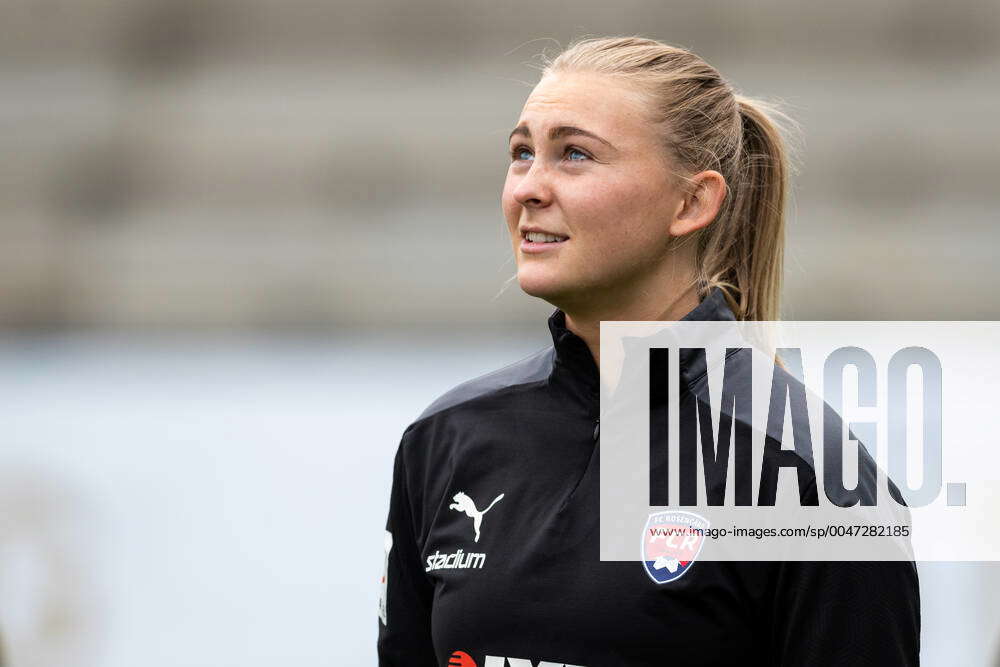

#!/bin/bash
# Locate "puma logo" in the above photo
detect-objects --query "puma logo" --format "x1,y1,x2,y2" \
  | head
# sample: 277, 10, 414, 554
449, 491, 504, 543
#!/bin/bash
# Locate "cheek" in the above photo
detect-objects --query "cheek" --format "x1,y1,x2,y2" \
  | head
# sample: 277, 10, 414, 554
569, 178, 668, 252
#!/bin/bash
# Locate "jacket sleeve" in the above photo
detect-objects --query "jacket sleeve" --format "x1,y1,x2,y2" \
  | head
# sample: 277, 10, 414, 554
377, 434, 438, 666
769, 559, 921, 666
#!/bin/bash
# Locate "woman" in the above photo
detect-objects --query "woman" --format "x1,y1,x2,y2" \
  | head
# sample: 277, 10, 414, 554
378, 36, 919, 666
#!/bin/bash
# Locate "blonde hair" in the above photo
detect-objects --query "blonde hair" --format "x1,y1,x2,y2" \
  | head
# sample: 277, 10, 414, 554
538, 36, 795, 321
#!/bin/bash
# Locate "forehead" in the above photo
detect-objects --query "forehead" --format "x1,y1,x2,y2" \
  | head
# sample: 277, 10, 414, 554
518, 71, 654, 141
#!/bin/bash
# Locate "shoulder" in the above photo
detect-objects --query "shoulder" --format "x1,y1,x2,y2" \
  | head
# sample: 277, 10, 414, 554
412, 345, 554, 425
394, 345, 555, 499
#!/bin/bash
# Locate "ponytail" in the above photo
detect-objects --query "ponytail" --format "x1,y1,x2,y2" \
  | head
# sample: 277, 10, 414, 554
706, 97, 789, 321
688, 94, 792, 322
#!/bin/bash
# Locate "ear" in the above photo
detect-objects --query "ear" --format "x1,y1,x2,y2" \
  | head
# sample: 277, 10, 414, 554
668, 170, 727, 237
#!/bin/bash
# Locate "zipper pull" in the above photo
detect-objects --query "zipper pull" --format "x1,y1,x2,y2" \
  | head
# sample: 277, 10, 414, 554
593, 418, 600, 441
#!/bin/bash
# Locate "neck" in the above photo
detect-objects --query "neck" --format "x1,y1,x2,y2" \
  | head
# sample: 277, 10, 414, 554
561, 280, 702, 368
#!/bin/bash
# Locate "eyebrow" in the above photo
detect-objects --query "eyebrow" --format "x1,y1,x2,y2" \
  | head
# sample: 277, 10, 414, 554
508, 124, 616, 150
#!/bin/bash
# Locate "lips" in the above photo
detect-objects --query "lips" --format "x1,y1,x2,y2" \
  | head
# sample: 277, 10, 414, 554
519, 228, 568, 254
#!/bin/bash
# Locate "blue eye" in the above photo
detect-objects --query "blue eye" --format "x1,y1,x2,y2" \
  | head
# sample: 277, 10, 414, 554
509, 145, 592, 163
510, 146, 533, 162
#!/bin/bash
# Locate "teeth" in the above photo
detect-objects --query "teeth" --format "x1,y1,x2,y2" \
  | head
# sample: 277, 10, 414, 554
525, 231, 567, 243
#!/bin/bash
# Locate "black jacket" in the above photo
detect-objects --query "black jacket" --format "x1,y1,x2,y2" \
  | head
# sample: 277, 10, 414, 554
378, 288, 920, 666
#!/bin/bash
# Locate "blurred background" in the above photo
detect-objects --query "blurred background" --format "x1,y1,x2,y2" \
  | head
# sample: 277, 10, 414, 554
2, 0, 999, 664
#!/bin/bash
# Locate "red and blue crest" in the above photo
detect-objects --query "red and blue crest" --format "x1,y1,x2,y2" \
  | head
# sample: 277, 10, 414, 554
641, 511, 709, 584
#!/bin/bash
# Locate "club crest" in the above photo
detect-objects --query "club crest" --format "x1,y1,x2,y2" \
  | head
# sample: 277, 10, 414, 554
641, 510, 709, 584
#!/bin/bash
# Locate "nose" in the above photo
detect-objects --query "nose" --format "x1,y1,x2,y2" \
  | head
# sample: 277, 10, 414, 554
512, 162, 552, 209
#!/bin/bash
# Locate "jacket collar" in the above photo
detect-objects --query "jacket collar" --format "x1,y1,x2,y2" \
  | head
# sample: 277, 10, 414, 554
545, 287, 737, 404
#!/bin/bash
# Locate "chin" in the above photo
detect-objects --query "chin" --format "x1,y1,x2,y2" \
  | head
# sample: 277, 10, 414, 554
516, 268, 575, 304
